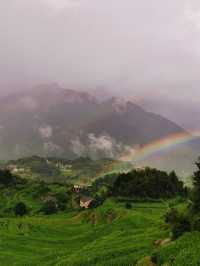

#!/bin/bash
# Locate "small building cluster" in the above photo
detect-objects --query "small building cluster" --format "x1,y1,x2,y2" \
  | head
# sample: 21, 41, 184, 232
73, 185, 94, 209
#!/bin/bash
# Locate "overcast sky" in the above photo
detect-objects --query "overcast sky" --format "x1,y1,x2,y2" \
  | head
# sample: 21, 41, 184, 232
1, 0, 200, 128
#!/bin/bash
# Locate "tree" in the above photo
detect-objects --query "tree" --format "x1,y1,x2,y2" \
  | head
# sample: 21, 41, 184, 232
125, 202, 132, 209
0, 170, 16, 186
33, 182, 50, 199
191, 157, 200, 212
14, 202, 28, 217
165, 208, 190, 239
111, 168, 184, 199
55, 192, 69, 211
42, 200, 58, 215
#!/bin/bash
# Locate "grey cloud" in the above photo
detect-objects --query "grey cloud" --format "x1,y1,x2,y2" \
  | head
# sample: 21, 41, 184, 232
71, 137, 86, 157
20, 96, 38, 110
1, 1, 200, 128
38, 125, 53, 139
71, 133, 139, 159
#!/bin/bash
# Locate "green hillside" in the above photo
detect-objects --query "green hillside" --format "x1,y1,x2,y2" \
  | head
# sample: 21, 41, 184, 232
0, 199, 181, 266
0, 163, 198, 266
1, 156, 132, 185
152, 232, 200, 265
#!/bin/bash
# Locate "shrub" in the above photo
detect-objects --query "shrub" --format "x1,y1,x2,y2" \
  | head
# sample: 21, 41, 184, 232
90, 196, 105, 208
165, 208, 191, 239
41, 200, 58, 215
14, 202, 28, 217
171, 217, 191, 239
0, 170, 17, 186
125, 202, 132, 209
165, 208, 179, 224
191, 215, 200, 231
33, 182, 50, 199
51, 191, 69, 211
151, 252, 158, 264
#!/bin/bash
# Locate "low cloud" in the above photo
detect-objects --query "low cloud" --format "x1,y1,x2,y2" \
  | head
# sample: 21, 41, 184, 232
87, 133, 117, 159
38, 125, 53, 139
71, 137, 86, 157
71, 133, 138, 160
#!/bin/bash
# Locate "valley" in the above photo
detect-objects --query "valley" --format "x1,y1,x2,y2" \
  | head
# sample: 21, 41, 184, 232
2, 1, 200, 264
0, 161, 190, 265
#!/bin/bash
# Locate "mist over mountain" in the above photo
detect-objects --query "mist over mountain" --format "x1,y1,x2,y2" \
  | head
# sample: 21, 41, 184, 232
0, 84, 198, 176
89, 87, 200, 132
1, 1, 200, 134
0, 84, 183, 157
137, 96, 200, 132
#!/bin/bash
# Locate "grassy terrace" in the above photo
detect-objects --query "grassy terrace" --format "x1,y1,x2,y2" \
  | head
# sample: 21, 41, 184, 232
0, 199, 176, 266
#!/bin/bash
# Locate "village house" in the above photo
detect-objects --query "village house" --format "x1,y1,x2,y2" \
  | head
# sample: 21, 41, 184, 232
74, 185, 82, 193
80, 196, 94, 209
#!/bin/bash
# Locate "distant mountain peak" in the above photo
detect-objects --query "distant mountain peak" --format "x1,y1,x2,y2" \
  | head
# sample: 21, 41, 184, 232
0, 84, 197, 176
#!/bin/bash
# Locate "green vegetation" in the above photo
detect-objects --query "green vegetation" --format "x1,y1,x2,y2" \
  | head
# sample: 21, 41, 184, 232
0, 169, 77, 217
151, 157, 200, 266
164, 157, 200, 240
13, 202, 28, 217
0, 199, 176, 266
0, 159, 198, 265
111, 168, 186, 199
152, 232, 200, 266
3, 156, 132, 185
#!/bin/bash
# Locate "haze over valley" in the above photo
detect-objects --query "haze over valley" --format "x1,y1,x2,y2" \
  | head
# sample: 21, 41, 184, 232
0, 84, 198, 177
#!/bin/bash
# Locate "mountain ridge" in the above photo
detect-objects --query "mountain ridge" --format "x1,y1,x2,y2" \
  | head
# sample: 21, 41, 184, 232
0, 84, 198, 176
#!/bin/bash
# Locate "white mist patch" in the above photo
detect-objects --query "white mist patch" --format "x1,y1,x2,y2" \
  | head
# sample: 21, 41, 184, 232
39, 126, 53, 139
13, 144, 29, 158
71, 133, 137, 160
87, 133, 115, 159
71, 137, 86, 157
119, 145, 139, 161
111, 98, 129, 113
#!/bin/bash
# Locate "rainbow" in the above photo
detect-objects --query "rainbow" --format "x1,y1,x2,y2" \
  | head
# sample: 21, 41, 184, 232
120, 131, 199, 163
94, 131, 200, 179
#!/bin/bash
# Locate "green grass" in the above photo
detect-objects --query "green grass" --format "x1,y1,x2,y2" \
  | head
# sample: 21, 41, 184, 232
0, 199, 174, 266
154, 232, 200, 266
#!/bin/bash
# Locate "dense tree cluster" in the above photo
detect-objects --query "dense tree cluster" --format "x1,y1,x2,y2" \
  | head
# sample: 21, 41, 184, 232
165, 157, 200, 239
92, 173, 118, 191
111, 168, 185, 199
0, 169, 24, 186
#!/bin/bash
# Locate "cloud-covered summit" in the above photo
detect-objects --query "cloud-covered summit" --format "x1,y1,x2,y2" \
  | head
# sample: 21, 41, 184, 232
1, 0, 200, 95
1, 1, 200, 130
